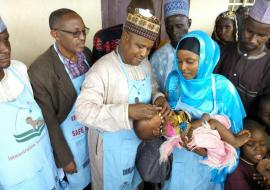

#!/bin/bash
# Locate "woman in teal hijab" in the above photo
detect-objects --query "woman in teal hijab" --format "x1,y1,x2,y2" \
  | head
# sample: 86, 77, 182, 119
164, 30, 246, 190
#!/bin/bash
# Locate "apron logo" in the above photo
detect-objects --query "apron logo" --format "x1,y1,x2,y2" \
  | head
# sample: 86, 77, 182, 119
8, 132, 46, 160
13, 117, 45, 142
72, 126, 85, 136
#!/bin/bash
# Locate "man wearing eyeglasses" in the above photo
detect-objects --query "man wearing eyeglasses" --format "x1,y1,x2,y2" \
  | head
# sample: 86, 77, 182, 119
28, 8, 93, 190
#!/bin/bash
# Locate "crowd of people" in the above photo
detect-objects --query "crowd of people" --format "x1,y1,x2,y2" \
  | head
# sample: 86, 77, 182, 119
1, 0, 270, 189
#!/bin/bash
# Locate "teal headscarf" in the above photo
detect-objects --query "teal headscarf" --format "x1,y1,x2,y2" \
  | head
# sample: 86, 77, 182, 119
169, 30, 220, 112
166, 30, 245, 133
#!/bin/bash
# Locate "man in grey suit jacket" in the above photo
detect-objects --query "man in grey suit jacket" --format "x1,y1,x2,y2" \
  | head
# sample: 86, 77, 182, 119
28, 8, 93, 190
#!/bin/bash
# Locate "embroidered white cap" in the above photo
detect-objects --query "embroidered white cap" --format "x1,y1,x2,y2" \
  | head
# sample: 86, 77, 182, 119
164, 0, 189, 18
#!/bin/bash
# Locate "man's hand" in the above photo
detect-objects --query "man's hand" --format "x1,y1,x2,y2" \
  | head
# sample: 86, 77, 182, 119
63, 160, 77, 174
154, 96, 171, 121
128, 103, 162, 120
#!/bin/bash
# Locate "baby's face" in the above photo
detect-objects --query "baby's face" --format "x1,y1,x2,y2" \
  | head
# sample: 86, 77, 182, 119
242, 129, 268, 164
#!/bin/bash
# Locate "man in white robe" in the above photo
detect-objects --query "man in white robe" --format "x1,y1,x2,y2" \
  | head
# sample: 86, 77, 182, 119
76, 8, 170, 190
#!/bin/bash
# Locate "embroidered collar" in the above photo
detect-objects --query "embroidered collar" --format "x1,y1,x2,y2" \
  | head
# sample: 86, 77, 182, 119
237, 44, 267, 60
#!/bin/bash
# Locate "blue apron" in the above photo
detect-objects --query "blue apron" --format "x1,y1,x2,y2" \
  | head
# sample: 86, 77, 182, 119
163, 76, 223, 190
58, 58, 91, 190
0, 67, 59, 190
101, 50, 152, 190
54, 44, 91, 190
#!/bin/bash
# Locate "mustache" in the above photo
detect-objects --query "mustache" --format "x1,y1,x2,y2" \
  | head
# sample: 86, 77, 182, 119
0, 53, 10, 59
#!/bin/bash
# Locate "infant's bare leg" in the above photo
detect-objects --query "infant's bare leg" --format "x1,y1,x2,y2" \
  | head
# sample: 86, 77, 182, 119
208, 119, 251, 148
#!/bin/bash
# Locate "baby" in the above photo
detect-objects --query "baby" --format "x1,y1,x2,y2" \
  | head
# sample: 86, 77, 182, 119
162, 111, 250, 148
134, 109, 251, 168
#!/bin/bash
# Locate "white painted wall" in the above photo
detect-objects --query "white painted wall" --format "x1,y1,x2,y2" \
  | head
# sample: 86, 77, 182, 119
0, 0, 228, 66
0, 0, 102, 66
189, 0, 229, 34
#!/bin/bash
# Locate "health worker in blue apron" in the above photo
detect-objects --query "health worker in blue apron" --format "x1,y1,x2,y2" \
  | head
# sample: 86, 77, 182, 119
28, 10, 92, 190
164, 30, 246, 190
0, 17, 60, 190
0, 64, 61, 190
55, 44, 91, 190
75, 8, 171, 190
98, 47, 153, 190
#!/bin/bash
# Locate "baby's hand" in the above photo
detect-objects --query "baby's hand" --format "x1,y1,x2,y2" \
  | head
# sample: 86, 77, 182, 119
190, 113, 210, 129
191, 119, 205, 129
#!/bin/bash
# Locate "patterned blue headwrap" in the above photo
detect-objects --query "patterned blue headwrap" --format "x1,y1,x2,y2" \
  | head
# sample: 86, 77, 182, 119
164, 0, 189, 18
166, 30, 246, 182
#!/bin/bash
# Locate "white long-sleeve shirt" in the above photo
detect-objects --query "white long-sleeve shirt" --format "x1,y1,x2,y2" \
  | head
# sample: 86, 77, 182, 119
0, 60, 32, 103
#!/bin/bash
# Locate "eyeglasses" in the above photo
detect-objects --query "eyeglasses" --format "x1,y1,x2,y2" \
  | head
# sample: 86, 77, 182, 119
54, 27, 90, 38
